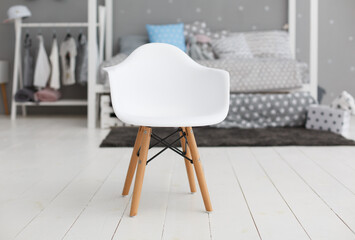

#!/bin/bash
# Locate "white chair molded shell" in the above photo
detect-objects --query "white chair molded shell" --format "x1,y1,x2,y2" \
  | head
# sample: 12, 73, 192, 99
105, 43, 230, 127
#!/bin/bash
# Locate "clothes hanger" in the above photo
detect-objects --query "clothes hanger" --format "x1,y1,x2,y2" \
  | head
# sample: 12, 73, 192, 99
25, 29, 30, 39
65, 28, 71, 40
24, 30, 32, 46
78, 28, 83, 41
52, 29, 57, 39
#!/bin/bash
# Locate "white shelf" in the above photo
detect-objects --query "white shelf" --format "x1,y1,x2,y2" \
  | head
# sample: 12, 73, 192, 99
15, 99, 87, 106
21, 22, 99, 28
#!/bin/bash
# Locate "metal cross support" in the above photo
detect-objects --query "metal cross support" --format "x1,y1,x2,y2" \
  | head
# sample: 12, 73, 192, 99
145, 128, 194, 165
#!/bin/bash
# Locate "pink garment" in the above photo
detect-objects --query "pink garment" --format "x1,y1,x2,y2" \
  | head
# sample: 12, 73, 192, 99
34, 88, 61, 102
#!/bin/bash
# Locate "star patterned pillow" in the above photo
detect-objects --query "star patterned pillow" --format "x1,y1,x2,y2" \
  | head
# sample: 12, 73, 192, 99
146, 23, 186, 51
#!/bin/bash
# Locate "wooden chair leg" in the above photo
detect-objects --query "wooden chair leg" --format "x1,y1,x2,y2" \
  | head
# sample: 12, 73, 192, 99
180, 127, 197, 193
185, 127, 212, 212
122, 127, 144, 196
130, 126, 151, 217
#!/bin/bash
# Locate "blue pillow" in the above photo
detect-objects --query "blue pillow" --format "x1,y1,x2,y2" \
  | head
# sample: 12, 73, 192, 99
146, 23, 186, 52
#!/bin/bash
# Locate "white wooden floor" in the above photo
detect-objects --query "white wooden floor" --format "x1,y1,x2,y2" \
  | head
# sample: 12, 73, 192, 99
1, 116, 355, 240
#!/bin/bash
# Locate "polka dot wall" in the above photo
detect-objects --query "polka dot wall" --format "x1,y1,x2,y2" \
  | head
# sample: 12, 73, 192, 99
113, 0, 355, 104
114, 0, 287, 50
321, 0, 355, 104
296, 0, 355, 103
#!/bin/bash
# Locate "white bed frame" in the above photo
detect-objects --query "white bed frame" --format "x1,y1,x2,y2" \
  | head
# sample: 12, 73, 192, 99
9, 0, 318, 128
289, 0, 318, 101
288, 0, 319, 99
90, 0, 319, 128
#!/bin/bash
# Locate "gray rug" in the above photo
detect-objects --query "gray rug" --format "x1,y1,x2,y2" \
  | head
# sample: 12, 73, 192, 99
100, 127, 355, 147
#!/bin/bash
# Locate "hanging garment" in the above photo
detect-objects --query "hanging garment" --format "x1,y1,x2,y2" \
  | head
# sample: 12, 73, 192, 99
49, 37, 60, 89
35, 87, 61, 102
60, 36, 77, 85
76, 34, 88, 85
23, 34, 34, 87
33, 35, 51, 88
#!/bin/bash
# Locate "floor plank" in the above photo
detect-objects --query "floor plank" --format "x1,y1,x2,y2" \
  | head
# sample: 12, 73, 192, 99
15, 148, 127, 240
300, 147, 355, 194
0, 128, 93, 202
228, 148, 310, 240
0, 126, 98, 239
161, 151, 211, 240
327, 147, 355, 171
255, 147, 355, 239
63, 149, 131, 240
112, 149, 175, 240
276, 147, 355, 233
202, 148, 261, 240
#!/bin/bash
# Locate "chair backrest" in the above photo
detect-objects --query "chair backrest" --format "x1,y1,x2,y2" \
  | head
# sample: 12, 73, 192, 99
104, 43, 229, 123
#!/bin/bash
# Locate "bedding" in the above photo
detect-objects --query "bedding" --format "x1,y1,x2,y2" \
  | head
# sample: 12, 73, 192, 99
98, 53, 127, 86
146, 23, 186, 51
212, 34, 253, 59
205, 29, 230, 40
118, 35, 148, 55
184, 21, 230, 60
216, 92, 316, 128
244, 30, 292, 59
198, 58, 307, 92
98, 54, 309, 92
184, 21, 209, 38
186, 34, 215, 60
184, 21, 230, 40
212, 31, 292, 59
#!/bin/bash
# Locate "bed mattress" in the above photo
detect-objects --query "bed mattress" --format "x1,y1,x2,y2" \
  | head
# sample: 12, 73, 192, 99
216, 92, 316, 128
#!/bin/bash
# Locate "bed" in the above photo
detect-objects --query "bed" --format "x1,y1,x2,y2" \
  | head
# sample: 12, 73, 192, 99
97, 26, 317, 128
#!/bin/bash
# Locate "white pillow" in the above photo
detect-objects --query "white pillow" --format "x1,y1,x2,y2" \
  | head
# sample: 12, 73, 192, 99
244, 30, 292, 59
212, 33, 253, 59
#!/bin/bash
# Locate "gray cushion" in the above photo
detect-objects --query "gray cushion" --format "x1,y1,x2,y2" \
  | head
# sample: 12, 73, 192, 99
119, 35, 148, 55
244, 31, 292, 59
212, 33, 253, 59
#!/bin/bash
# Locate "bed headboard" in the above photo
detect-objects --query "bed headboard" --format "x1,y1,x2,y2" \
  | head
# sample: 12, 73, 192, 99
104, 0, 318, 100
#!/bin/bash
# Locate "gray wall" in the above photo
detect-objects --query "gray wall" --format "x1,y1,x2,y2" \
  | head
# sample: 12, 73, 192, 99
297, 0, 355, 103
112, 0, 288, 53
318, 0, 355, 103
0, 0, 354, 114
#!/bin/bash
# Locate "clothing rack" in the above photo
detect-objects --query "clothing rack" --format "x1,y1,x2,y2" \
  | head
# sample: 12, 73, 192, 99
10, 0, 113, 129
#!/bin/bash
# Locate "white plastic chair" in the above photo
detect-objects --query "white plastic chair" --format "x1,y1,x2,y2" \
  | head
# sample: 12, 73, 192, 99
105, 43, 230, 216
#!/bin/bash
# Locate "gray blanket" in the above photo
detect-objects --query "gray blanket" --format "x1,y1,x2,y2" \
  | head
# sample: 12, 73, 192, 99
198, 58, 309, 92
98, 54, 309, 92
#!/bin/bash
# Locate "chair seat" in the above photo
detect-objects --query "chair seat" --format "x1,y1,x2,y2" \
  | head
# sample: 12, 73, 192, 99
119, 110, 227, 127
